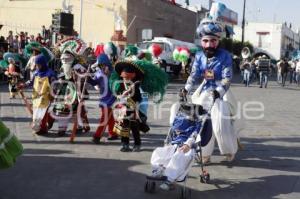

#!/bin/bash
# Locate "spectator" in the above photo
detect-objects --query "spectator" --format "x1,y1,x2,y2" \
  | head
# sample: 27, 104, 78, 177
257, 55, 271, 88
295, 60, 300, 86
280, 58, 289, 87
18, 31, 26, 53
12, 35, 19, 53
6, 31, 13, 50
36, 33, 43, 44
288, 60, 296, 84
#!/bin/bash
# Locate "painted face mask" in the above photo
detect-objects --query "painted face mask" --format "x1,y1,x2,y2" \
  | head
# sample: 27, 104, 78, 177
60, 53, 75, 80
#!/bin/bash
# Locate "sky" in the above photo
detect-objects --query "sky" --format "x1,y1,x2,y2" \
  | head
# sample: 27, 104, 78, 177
177, 0, 300, 30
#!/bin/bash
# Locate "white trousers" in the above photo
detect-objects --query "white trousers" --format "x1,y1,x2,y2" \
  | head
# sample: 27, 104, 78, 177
151, 145, 195, 182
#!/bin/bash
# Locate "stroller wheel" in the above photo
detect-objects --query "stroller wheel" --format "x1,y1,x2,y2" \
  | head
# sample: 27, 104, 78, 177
150, 181, 156, 193
144, 181, 156, 193
200, 172, 210, 184
144, 181, 150, 193
179, 187, 192, 199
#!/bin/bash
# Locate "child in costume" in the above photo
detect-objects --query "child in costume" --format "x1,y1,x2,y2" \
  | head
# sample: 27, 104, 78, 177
51, 72, 77, 136
110, 59, 168, 152
4, 57, 21, 99
20, 54, 56, 135
89, 53, 118, 144
0, 120, 23, 169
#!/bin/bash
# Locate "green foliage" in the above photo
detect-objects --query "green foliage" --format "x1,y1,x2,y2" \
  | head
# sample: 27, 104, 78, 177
220, 38, 254, 57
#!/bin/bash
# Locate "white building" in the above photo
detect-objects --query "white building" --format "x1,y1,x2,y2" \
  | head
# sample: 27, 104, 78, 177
234, 22, 300, 60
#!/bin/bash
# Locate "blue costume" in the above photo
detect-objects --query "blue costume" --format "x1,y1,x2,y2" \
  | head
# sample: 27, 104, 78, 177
185, 49, 232, 97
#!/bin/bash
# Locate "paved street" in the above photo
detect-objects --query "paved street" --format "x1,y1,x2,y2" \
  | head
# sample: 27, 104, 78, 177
0, 77, 300, 199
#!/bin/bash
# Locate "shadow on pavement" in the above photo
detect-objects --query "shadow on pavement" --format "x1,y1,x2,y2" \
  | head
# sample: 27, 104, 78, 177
0, 149, 298, 199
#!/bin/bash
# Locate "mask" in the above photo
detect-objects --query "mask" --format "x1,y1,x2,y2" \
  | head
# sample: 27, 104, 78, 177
62, 64, 72, 80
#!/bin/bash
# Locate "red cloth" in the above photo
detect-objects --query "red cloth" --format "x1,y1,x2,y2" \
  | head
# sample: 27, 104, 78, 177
170, 0, 176, 5
94, 44, 104, 57
94, 107, 116, 138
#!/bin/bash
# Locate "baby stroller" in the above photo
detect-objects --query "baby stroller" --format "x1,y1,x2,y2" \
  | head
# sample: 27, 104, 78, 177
144, 96, 213, 199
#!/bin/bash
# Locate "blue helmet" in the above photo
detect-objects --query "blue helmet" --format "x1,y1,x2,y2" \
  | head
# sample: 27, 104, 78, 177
196, 18, 223, 38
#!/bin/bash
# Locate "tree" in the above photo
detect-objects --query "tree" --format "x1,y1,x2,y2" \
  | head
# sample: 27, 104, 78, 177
220, 38, 253, 57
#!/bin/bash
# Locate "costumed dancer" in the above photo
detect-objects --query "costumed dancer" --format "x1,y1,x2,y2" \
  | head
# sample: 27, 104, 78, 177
52, 37, 90, 140
51, 71, 77, 136
24, 42, 44, 80
4, 57, 21, 99
104, 42, 120, 64
19, 54, 56, 135
89, 53, 118, 144
124, 45, 149, 117
181, 18, 239, 163
0, 120, 23, 169
110, 59, 168, 152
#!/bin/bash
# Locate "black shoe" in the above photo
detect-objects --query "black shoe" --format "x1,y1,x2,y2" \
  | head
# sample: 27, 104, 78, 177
92, 137, 101, 144
107, 135, 119, 140
36, 130, 48, 135
57, 131, 66, 137
132, 145, 141, 152
259, 86, 262, 88
120, 144, 132, 152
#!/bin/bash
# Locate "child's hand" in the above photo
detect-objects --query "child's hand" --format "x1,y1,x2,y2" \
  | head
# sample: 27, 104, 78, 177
179, 144, 191, 153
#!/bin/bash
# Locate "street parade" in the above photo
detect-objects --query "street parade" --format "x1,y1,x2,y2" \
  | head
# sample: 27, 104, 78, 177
0, 0, 299, 199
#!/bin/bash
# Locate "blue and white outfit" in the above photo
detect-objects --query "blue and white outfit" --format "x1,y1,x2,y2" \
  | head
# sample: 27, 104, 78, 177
185, 49, 239, 159
185, 49, 232, 110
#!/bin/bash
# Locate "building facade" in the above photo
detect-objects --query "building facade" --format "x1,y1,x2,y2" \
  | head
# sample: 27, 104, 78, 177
0, 0, 199, 46
234, 22, 300, 60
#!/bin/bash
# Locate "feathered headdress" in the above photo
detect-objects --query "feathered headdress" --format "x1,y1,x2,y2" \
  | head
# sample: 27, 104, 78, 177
24, 42, 54, 62
110, 59, 169, 102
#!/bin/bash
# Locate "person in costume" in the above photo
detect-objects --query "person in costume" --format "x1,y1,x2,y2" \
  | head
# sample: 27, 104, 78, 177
110, 60, 168, 152
181, 18, 238, 163
20, 54, 56, 135
51, 72, 77, 136
0, 120, 23, 170
123, 45, 149, 116
25, 47, 41, 80
50, 50, 90, 137
4, 57, 21, 99
50, 37, 91, 138
89, 53, 118, 144
104, 42, 120, 64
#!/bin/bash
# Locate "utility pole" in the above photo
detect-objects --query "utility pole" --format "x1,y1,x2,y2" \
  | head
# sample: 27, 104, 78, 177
79, 0, 83, 38
241, 0, 246, 44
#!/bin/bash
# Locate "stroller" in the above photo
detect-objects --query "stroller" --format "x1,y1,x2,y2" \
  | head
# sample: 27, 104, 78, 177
144, 96, 213, 199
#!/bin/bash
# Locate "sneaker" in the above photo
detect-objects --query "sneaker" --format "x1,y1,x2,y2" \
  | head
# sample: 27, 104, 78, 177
120, 144, 132, 152
107, 135, 119, 140
132, 145, 141, 152
159, 181, 175, 191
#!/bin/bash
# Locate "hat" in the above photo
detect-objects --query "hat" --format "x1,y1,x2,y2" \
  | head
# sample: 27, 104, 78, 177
110, 60, 169, 102
196, 18, 223, 38
114, 60, 144, 80
35, 54, 48, 71
97, 53, 112, 71
124, 45, 139, 57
